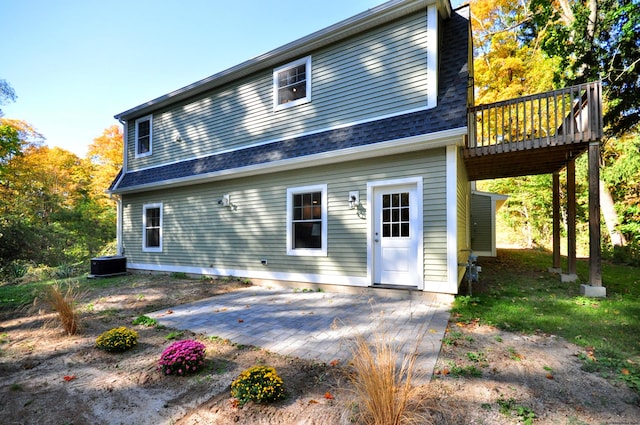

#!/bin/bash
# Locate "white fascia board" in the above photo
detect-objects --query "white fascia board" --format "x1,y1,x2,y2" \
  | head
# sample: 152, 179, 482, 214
472, 190, 509, 202
445, 144, 459, 293
110, 126, 467, 195
426, 3, 438, 109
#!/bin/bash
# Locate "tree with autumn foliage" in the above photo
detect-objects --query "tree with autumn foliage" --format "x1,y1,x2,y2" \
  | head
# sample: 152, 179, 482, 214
0, 120, 122, 274
86, 125, 123, 207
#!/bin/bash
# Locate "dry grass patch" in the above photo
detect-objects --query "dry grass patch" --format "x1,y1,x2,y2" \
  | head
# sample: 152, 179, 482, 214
348, 330, 434, 425
45, 283, 79, 335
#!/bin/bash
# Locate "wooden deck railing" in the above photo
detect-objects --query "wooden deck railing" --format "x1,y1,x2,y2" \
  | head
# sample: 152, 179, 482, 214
467, 81, 603, 150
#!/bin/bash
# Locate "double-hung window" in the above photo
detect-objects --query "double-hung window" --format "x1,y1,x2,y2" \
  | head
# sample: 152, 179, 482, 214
273, 56, 312, 111
135, 115, 152, 158
286, 184, 327, 256
142, 203, 163, 252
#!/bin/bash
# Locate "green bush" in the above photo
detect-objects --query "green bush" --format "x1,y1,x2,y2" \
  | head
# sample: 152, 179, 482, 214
132, 315, 158, 327
96, 327, 138, 352
231, 366, 286, 406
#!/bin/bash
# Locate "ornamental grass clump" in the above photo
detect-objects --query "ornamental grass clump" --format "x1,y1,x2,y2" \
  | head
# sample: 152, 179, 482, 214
231, 365, 286, 406
46, 283, 79, 335
95, 327, 138, 352
159, 339, 206, 376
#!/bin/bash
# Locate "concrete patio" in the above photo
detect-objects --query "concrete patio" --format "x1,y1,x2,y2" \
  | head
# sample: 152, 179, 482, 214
149, 285, 453, 377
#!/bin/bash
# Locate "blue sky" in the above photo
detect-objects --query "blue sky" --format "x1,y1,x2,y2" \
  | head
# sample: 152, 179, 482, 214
2, 0, 462, 156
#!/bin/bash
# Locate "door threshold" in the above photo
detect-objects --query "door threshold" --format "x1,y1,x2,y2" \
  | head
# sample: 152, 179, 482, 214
371, 284, 420, 291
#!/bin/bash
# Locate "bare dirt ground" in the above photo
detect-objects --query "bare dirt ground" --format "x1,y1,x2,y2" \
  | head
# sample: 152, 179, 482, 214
1, 274, 638, 425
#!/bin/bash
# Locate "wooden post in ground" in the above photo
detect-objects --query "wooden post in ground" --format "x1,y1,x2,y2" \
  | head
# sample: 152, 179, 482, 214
550, 172, 562, 273
582, 141, 605, 296
563, 159, 578, 282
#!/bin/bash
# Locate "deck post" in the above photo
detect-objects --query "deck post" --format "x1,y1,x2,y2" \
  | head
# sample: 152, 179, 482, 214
562, 159, 578, 282
582, 141, 606, 297
549, 172, 562, 273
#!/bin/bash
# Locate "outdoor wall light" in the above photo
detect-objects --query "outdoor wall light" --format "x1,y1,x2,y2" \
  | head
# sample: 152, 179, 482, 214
218, 194, 231, 207
349, 191, 359, 209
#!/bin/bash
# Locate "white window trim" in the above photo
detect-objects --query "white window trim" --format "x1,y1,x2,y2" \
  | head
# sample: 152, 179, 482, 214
273, 56, 312, 112
142, 202, 163, 252
286, 184, 327, 256
134, 115, 153, 158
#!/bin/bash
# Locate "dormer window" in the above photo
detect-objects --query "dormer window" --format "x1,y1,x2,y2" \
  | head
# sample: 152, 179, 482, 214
273, 56, 312, 111
135, 115, 152, 158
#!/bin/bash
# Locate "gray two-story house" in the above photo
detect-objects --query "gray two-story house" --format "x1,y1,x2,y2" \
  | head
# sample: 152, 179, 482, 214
108, 0, 474, 294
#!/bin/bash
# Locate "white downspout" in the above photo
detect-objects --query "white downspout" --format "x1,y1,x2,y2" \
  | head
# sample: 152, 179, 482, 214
114, 118, 128, 256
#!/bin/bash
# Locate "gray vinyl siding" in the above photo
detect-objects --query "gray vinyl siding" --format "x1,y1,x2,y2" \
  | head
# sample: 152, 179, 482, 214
126, 11, 429, 171
471, 193, 492, 253
121, 149, 448, 284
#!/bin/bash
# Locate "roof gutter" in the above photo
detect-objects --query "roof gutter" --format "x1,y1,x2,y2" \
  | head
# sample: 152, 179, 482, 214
114, 0, 441, 121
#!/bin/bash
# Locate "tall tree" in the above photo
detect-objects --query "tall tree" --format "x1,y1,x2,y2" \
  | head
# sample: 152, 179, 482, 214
471, 0, 559, 103
86, 125, 123, 207
526, 0, 640, 136
0, 79, 17, 117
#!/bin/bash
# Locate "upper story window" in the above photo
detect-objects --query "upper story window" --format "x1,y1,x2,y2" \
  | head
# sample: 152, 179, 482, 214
142, 202, 162, 252
286, 184, 327, 256
135, 115, 153, 158
273, 56, 312, 111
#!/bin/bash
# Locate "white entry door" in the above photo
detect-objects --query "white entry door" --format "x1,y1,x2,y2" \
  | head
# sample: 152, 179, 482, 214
373, 184, 421, 287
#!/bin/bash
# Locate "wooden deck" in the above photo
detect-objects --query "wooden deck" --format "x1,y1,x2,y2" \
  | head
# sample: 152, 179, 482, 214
464, 82, 603, 180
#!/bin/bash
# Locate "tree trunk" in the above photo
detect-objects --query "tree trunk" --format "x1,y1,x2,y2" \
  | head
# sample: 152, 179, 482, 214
600, 180, 627, 247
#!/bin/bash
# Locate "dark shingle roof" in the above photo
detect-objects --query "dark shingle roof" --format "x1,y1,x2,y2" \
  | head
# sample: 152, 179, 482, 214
110, 8, 469, 193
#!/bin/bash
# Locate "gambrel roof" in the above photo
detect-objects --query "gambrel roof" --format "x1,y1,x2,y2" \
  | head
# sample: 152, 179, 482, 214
109, 4, 469, 194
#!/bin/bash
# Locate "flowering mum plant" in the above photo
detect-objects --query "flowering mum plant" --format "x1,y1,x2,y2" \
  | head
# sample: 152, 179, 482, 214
231, 365, 286, 406
95, 327, 138, 352
159, 339, 206, 376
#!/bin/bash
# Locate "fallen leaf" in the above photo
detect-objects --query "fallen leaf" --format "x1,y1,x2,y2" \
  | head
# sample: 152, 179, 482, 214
546, 374, 554, 380
329, 359, 340, 367
308, 399, 318, 404
324, 392, 334, 400
621, 368, 630, 375
63, 375, 76, 382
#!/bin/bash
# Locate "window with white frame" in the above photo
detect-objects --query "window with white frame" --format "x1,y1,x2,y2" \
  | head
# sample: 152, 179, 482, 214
135, 115, 152, 157
273, 56, 312, 111
142, 203, 162, 252
286, 184, 327, 256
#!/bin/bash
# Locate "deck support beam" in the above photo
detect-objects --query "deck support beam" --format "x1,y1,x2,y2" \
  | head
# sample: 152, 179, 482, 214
582, 141, 605, 297
549, 172, 562, 273
562, 159, 578, 282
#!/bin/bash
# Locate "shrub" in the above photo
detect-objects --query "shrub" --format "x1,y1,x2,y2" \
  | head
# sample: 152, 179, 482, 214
5, 260, 29, 281
231, 365, 286, 406
159, 339, 206, 376
132, 315, 158, 327
96, 327, 138, 352
54, 263, 75, 279
46, 284, 79, 335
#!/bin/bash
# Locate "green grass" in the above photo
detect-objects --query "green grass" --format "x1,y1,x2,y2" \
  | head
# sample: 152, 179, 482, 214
0, 274, 138, 311
453, 248, 640, 392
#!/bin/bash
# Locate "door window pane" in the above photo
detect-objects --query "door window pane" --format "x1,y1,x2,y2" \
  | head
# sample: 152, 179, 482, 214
382, 192, 410, 238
